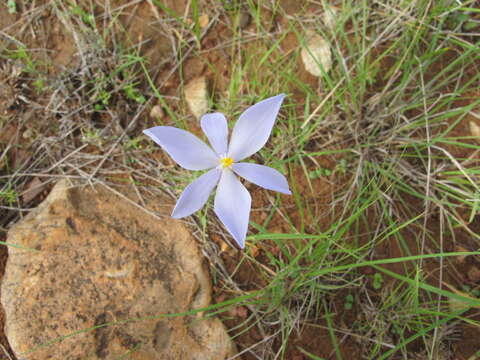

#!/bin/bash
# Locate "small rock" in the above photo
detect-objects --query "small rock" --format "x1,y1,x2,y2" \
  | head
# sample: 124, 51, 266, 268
470, 120, 480, 140
185, 76, 208, 119
149, 104, 165, 119
198, 13, 209, 29
300, 32, 332, 77
1, 180, 236, 360
22, 127, 34, 140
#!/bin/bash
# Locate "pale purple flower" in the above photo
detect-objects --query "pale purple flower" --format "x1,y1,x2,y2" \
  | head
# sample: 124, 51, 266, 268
143, 94, 290, 248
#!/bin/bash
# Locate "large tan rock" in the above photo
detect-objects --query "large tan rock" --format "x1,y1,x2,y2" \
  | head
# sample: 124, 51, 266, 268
1, 180, 236, 360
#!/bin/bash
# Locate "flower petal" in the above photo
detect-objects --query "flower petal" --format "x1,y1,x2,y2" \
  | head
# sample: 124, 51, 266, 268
172, 168, 222, 218
227, 94, 286, 161
200, 113, 229, 155
214, 169, 251, 248
232, 163, 291, 195
143, 126, 218, 170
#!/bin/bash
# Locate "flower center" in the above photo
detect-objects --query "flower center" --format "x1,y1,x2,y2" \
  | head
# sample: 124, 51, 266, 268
219, 157, 234, 168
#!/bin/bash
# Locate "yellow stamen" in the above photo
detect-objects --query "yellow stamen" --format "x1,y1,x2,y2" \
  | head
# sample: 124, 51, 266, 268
220, 157, 234, 168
